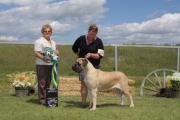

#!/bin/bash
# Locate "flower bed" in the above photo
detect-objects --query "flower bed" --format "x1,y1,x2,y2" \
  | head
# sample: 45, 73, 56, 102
166, 72, 180, 98
6, 71, 37, 96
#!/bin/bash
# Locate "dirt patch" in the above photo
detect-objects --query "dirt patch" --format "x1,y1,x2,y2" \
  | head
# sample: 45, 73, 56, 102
58, 76, 116, 96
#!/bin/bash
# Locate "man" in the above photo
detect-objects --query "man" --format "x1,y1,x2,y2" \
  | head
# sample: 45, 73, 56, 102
72, 24, 104, 107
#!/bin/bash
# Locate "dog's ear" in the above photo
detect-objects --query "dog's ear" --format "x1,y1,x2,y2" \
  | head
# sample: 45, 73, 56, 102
82, 58, 88, 66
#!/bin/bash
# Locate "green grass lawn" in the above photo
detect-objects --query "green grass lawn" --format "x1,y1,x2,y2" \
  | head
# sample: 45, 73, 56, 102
0, 75, 179, 120
0, 91, 180, 120
0, 44, 179, 120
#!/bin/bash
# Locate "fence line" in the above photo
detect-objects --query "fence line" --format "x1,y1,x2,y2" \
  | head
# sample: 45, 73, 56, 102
110, 44, 180, 72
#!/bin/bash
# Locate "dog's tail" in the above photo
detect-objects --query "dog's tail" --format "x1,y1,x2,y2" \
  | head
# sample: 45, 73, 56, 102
128, 79, 135, 86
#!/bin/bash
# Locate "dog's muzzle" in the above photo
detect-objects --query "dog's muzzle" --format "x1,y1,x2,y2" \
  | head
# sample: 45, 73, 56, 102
72, 63, 83, 73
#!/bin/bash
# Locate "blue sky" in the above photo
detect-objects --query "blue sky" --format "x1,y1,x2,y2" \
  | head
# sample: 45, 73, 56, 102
0, 0, 180, 45
104, 0, 180, 23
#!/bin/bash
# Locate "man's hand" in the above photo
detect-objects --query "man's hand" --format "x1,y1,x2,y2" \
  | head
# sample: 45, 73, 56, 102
85, 53, 101, 59
85, 53, 91, 59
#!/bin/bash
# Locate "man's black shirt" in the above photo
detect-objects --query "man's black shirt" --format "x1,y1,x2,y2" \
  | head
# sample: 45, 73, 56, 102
72, 35, 104, 68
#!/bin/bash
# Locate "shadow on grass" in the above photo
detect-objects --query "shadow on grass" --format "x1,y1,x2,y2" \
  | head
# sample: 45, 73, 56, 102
11, 94, 16, 97
63, 100, 82, 108
63, 100, 127, 108
97, 103, 119, 108
97, 103, 129, 108
26, 98, 39, 105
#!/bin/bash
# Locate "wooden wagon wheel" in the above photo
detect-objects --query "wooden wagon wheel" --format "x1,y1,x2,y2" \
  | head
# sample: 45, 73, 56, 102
140, 68, 177, 96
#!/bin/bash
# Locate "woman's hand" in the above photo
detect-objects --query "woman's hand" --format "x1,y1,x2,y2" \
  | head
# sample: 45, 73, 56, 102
55, 49, 60, 56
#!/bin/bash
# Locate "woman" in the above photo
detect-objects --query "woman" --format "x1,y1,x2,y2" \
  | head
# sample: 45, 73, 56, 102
34, 24, 59, 105
72, 24, 104, 107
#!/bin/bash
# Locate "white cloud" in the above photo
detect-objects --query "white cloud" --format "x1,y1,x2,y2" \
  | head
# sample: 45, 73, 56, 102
0, 0, 107, 42
50, 21, 73, 34
0, 35, 18, 41
2, 0, 179, 45
100, 13, 180, 44
0, 0, 51, 5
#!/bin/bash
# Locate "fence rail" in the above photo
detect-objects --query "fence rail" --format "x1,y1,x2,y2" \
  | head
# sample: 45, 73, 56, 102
111, 44, 180, 72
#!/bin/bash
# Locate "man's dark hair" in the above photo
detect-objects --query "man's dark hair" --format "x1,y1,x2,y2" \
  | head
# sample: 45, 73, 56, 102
88, 24, 98, 33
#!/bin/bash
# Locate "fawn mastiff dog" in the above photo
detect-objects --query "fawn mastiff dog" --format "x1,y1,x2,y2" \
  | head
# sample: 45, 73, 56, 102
72, 58, 134, 111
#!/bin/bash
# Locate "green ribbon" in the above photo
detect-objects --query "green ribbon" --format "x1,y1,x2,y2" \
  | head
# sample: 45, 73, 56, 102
51, 63, 58, 88
50, 54, 58, 88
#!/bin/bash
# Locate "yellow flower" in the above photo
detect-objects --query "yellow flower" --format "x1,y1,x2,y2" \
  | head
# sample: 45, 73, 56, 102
7, 71, 37, 88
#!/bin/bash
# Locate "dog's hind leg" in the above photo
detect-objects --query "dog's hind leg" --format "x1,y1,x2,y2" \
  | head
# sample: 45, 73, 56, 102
123, 90, 134, 107
128, 95, 134, 107
120, 94, 125, 106
114, 88, 124, 106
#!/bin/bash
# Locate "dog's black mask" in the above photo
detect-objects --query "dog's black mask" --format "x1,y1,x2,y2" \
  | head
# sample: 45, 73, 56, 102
72, 63, 83, 73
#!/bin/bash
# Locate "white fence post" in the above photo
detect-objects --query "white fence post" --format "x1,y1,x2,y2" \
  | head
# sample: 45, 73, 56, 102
177, 48, 180, 72
114, 45, 118, 71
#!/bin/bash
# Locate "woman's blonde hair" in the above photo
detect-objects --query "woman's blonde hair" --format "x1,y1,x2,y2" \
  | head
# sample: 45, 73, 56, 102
41, 24, 53, 33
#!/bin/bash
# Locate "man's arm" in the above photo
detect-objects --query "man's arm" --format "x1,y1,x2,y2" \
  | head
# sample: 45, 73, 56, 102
72, 36, 81, 54
85, 39, 104, 59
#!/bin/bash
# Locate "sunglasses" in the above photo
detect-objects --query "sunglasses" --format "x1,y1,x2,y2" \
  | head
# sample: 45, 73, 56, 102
43, 30, 52, 33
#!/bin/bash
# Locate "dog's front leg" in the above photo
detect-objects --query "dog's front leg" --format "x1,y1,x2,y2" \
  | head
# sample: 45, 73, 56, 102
90, 89, 97, 111
87, 89, 92, 108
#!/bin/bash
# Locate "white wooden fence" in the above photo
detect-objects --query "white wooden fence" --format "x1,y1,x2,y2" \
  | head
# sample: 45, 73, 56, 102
112, 44, 180, 72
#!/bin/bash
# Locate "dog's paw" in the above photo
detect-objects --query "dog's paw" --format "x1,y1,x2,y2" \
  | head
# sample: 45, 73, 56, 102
90, 108, 96, 111
130, 104, 134, 108
120, 102, 124, 106
88, 103, 92, 108
88, 106, 92, 109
